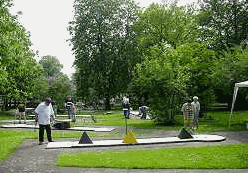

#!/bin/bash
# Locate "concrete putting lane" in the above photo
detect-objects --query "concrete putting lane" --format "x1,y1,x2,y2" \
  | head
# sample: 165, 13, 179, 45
46, 134, 226, 149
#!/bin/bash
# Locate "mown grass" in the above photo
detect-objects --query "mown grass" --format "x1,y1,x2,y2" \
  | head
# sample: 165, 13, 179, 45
73, 110, 248, 132
197, 111, 248, 132
56, 143, 248, 169
0, 130, 36, 163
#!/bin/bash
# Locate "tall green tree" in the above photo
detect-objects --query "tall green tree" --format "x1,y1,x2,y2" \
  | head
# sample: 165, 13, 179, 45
210, 47, 248, 110
38, 55, 71, 105
132, 43, 217, 122
173, 43, 217, 111
47, 74, 71, 103
0, 0, 43, 108
132, 45, 189, 123
39, 55, 63, 79
198, 0, 248, 50
69, 0, 140, 110
31, 76, 48, 101
135, 3, 199, 54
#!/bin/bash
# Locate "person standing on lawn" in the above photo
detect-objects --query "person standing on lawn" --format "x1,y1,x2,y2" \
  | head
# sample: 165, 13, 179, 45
192, 96, 200, 129
122, 96, 131, 119
64, 95, 74, 119
181, 98, 196, 133
34, 98, 55, 145
17, 101, 26, 124
70, 103, 77, 122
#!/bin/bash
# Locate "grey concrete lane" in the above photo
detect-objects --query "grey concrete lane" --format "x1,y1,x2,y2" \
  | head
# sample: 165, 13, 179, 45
0, 130, 247, 173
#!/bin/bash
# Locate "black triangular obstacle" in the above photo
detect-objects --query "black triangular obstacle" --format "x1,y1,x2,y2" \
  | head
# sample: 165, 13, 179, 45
178, 128, 193, 139
79, 131, 93, 144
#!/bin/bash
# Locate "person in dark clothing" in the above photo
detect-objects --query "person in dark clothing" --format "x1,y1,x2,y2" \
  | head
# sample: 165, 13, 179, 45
122, 97, 131, 119
64, 95, 74, 119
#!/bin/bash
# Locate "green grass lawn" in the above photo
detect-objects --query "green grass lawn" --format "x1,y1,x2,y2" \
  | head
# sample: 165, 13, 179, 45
0, 130, 37, 163
56, 143, 248, 169
197, 111, 248, 132
74, 110, 247, 132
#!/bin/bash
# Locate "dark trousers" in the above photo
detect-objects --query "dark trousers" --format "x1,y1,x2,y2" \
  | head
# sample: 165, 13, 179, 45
39, 124, 52, 142
123, 110, 129, 119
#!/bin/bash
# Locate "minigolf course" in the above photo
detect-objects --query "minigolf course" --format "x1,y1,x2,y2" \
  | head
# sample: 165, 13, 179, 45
46, 129, 226, 149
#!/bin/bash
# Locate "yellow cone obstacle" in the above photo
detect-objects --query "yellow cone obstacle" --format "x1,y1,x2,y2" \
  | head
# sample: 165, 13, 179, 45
122, 131, 137, 143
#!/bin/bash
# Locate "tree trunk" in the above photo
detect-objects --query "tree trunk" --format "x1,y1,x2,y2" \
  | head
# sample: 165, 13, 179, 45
105, 95, 111, 110
4, 97, 10, 111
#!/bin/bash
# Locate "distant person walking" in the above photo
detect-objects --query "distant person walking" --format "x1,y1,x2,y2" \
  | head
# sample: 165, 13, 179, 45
64, 95, 74, 119
182, 98, 196, 132
122, 96, 131, 119
70, 103, 77, 121
35, 98, 55, 145
17, 101, 26, 124
192, 96, 200, 129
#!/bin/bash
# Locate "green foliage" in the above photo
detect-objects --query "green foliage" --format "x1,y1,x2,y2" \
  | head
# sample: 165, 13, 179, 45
210, 47, 248, 107
47, 74, 71, 106
31, 76, 49, 101
135, 3, 199, 53
69, 0, 141, 109
198, 0, 248, 50
172, 43, 217, 110
212, 47, 248, 88
0, 1, 72, 106
132, 45, 188, 122
39, 55, 63, 78
131, 1, 248, 123
132, 43, 217, 122
0, 1, 43, 101
37, 55, 72, 107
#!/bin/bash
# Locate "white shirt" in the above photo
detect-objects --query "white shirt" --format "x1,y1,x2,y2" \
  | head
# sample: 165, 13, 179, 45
35, 102, 54, 125
192, 101, 200, 111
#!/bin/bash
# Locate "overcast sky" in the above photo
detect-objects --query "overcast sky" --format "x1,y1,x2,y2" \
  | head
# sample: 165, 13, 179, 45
9, 0, 196, 76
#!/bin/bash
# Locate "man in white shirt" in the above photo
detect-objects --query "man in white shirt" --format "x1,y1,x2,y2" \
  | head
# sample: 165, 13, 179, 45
192, 96, 200, 129
35, 98, 55, 145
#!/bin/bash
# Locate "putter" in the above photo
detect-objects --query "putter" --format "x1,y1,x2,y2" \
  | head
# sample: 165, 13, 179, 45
34, 121, 37, 132
34, 115, 38, 132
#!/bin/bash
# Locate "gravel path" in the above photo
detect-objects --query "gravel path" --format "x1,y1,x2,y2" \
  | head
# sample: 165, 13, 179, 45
0, 128, 248, 173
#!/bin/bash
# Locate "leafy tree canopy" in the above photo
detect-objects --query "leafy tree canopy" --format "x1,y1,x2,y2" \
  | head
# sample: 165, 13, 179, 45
197, 0, 248, 50
132, 42, 218, 122
0, 0, 43, 101
69, 0, 140, 109
135, 3, 199, 54
39, 55, 63, 79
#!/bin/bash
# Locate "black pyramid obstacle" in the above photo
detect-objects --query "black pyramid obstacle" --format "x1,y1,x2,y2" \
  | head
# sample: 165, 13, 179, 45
79, 131, 93, 144
178, 128, 193, 139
